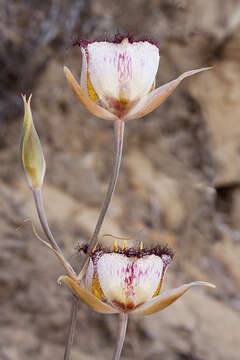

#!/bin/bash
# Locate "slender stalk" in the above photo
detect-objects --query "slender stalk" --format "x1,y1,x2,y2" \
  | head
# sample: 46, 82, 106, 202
112, 313, 128, 360
33, 187, 76, 278
77, 119, 125, 279
64, 296, 79, 360
64, 119, 125, 360
33, 187, 62, 253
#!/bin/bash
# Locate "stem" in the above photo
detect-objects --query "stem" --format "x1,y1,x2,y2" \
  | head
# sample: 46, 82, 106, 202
77, 119, 125, 280
64, 295, 79, 360
33, 187, 76, 278
89, 119, 125, 252
33, 187, 62, 253
112, 313, 128, 360
63, 119, 125, 360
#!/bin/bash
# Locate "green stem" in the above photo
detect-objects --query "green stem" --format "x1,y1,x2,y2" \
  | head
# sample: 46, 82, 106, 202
112, 313, 128, 360
64, 119, 125, 360
33, 187, 76, 278
77, 119, 125, 279
33, 187, 62, 253
64, 296, 79, 360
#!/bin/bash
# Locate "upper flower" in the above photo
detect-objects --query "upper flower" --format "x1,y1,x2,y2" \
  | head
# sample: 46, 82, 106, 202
59, 242, 215, 315
64, 35, 211, 121
80, 37, 159, 119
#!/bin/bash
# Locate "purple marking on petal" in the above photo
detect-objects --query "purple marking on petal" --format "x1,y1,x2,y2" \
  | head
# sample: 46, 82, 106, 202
117, 52, 132, 83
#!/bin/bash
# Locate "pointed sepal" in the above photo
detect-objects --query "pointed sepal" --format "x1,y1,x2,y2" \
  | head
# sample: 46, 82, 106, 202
124, 67, 212, 121
64, 66, 118, 121
59, 276, 120, 314
131, 281, 215, 315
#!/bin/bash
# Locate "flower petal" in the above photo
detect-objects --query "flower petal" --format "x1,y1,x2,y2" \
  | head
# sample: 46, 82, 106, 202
64, 66, 118, 120
131, 281, 215, 315
85, 257, 94, 293
87, 40, 159, 105
97, 253, 163, 310
80, 48, 88, 93
59, 275, 119, 314
124, 67, 212, 121
85, 258, 104, 300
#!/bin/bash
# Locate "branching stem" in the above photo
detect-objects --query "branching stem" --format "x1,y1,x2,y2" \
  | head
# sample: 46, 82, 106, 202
33, 187, 76, 278
33, 187, 61, 253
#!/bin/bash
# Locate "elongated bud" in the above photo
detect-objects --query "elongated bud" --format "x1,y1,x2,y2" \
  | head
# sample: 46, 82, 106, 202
21, 95, 46, 189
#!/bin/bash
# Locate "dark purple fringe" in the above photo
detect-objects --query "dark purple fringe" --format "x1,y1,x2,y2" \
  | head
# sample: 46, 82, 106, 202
77, 242, 173, 261
72, 32, 159, 49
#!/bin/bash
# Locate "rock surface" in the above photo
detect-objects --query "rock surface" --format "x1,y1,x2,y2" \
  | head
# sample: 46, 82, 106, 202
0, 1, 240, 359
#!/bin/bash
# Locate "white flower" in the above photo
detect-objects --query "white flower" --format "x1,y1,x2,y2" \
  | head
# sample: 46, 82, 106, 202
64, 35, 211, 121
60, 244, 215, 315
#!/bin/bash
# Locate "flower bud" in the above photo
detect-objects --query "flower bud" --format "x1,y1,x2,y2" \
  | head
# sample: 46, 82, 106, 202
21, 95, 46, 189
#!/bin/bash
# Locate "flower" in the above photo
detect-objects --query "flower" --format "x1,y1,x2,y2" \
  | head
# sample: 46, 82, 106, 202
21, 95, 46, 189
64, 34, 211, 121
59, 242, 215, 315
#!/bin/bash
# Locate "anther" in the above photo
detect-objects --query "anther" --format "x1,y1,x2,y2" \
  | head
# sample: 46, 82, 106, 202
122, 240, 126, 250
112, 240, 118, 252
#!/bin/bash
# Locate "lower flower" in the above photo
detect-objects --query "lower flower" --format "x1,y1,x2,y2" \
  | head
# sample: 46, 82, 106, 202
59, 242, 215, 315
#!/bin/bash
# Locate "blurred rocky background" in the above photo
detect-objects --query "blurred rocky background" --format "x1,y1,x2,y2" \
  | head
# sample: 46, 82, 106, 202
0, 0, 240, 359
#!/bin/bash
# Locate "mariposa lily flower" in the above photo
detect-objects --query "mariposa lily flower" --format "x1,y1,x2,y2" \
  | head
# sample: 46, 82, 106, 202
59, 242, 215, 359
60, 242, 214, 315
64, 34, 211, 121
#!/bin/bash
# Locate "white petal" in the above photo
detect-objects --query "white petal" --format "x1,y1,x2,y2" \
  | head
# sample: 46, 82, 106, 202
87, 40, 159, 105
124, 67, 212, 121
132, 281, 216, 315
97, 253, 163, 310
80, 48, 88, 93
128, 42, 159, 100
85, 257, 94, 293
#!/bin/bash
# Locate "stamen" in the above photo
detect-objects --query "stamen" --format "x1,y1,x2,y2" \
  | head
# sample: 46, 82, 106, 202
122, 240, 126, 250
112, 240, 118, 252
139, 241, 143, 258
